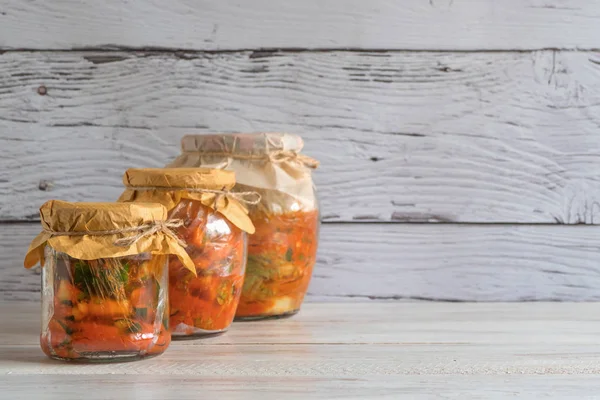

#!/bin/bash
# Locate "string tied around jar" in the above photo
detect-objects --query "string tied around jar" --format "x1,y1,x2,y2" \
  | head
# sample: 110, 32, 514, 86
268, 150, 320, 169
124, 186, 262, 210
43, 219, 187, 248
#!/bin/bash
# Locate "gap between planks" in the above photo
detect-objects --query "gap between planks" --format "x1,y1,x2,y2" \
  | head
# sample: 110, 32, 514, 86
3, 223, 600, 302
3, 48, 600, 54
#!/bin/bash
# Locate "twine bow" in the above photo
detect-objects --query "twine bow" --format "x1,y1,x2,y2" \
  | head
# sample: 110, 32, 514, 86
125, 186, 262, 208
43, 219, 187, 248
268, 150, 320, 169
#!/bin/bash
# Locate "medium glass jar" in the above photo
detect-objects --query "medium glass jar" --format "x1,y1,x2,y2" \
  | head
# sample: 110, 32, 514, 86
168, 133, 320, 320
119, 168, 255, 337
41, 249, 169, 361
168, 199, 246, 337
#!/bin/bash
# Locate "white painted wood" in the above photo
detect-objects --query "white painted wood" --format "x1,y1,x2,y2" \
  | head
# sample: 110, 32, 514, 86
1, 0, 600, 50
4, 341, 600, 375
2, 51, 600, 223
7, 376, 600, 400
2, 302, 600, 399
4, 223, 600, 302
3, 376, 600, 400
3, 302, 600, 346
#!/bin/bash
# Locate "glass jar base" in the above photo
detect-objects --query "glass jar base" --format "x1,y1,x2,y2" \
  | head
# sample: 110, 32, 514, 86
46, 351, 160, 363
171, 330, 227, 340
234, 308, 299, 322
171, 323, 229, 339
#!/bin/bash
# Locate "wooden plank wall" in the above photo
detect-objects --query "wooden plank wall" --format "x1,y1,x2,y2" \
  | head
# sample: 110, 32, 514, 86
1, 0, 600, 301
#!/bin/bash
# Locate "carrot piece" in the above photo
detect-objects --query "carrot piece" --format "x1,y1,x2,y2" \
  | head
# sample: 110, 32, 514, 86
130, 285, 155, 308
148, 325, 171, 354
87, 297, 131, 318
45, 318, 71, 346
53, 303, 74, 320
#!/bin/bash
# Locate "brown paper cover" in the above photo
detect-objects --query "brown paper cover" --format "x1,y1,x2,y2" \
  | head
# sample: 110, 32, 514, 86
167, 133, 318, 212
118, 168, 255, 234
24, 200, 195, 273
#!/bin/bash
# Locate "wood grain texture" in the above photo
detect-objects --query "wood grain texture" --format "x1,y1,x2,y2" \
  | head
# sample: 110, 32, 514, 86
3, 302, 600, 399
1, 0, 600, 50
4, 342, 600, 375
3, 302, 600, 346
3, 375, 600, 400
4, 223, 600, 302
2, 51, 600, 223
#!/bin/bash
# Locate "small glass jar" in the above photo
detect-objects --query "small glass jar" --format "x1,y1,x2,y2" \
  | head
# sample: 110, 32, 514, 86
41, 249, 169, 362
24, 200, 195, 362
119, 168, 255, 338
168, 199, 246, 337
168, 133, 320, 320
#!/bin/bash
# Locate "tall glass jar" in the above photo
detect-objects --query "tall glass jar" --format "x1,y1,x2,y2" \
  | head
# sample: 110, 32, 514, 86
24, 200, 195, 362
119, 168, 255, 337
41, 249, 170, 361
167, 133, 320, 320
239, 201, 319, 319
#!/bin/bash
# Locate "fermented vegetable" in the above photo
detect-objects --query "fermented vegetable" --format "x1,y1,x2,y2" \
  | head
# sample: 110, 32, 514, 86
119, 168, 255, 337
41, 252, 169, 360
167, 133, 320, 320
236, 207, 319, 318
24, 200, 194, 361
167, 199, 246, 335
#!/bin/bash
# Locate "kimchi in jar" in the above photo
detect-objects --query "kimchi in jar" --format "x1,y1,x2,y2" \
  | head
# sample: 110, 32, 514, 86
24, 201, 195, 362
168, 133, 319, 320
119, 168, 256, 337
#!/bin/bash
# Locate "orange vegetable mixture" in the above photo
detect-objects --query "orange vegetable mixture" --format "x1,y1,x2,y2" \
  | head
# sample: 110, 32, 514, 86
167, 200, 246, 336
41, 254, 169, 360
236, 209, 319, 319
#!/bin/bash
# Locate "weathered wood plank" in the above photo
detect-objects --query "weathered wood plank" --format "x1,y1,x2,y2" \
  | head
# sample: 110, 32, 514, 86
4, 341, 600, 375
4, 302, 600, 398
4, 223, 600, 302
4, 302, 600, 399
2, 51, 600, 223
3, 302, 600, 346
1, 0, 600, 50
3, 375, 600, 400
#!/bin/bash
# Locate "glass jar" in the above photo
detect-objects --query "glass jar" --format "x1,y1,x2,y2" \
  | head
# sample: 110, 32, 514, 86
24, 200, 195, 362
118, 168, 255, 337
168, 133, 320, 320
168, 199, 246, 337
239, 203, 319, 319
41, 249, 169, 361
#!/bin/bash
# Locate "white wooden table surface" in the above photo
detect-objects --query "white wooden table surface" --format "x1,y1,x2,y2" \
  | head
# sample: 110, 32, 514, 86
2, 302, 600, 399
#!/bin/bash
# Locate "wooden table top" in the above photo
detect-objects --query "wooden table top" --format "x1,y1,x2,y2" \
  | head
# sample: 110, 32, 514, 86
1, 301, 599, 399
